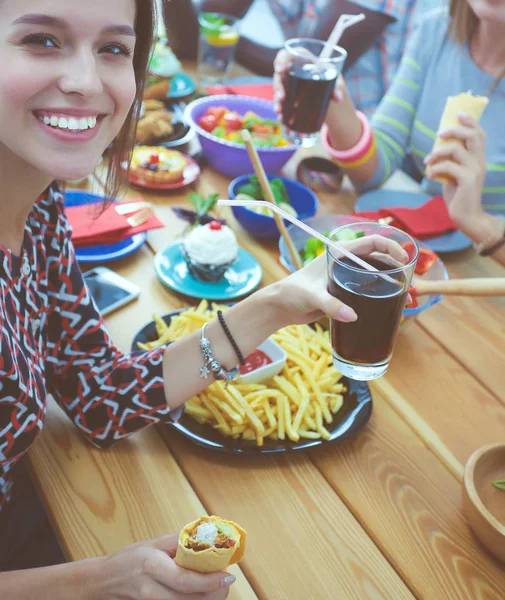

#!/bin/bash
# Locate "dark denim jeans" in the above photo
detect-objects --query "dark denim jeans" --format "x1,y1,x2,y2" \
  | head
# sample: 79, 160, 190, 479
0, 460, 66, 572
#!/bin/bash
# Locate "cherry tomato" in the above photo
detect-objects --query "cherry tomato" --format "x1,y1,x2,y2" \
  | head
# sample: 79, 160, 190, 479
223, 112, 243, 131
199, 114, 218, 133
206, 106, 227, 121
251, 124, 274, 134
403, 242, 439, 275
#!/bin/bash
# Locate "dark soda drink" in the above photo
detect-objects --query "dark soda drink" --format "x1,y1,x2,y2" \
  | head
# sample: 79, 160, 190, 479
282, 62, 338, 134
328, 257, 408, 365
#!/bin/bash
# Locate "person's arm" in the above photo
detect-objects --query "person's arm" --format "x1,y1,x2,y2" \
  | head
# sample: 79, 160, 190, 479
425, 113, 505, 267
0, 560, 94, 600
161, 235, 410, 406
45, 193, 172, 448
459, 213, 505, 267
0, 535, 234, 599
325, 23, 425, 186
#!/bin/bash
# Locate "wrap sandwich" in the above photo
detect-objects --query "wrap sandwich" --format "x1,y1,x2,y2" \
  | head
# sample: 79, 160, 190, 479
175, 516, 247, 573
427, 91, 489, 184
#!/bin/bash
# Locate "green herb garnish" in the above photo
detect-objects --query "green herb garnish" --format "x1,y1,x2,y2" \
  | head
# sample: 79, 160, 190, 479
188, 192, 219, 216
492, 479, 505, 491
303, 233, 329, 264
188, 192, 219, 218
237, 175, 291, 207
301, 229, 366, 265
200, 13, 227, 36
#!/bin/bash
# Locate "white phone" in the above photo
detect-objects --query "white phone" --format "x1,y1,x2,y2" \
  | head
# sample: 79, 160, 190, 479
83, 267, 140, 316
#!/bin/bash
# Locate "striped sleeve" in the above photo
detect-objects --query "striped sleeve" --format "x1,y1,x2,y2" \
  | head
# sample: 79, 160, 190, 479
356, 27, 426, 191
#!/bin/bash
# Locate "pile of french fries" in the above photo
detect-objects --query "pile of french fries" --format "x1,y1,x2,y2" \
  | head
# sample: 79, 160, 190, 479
138, 301, 346, 447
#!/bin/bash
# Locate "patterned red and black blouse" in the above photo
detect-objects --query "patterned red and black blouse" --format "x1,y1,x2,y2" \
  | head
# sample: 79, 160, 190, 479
0, 185, 171, 511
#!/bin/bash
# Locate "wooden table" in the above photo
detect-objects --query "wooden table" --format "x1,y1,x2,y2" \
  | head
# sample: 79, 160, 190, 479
29, 78, 505, 599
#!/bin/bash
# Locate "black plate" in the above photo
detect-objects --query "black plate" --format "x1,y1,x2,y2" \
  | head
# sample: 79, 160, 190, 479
132, 309, 373, 454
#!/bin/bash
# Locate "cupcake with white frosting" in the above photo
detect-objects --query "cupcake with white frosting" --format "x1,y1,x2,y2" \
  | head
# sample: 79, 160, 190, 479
182, 221, 238, 283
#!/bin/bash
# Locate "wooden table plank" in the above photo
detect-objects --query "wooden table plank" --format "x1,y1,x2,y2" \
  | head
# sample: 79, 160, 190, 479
417, 296, 505, 403
311, 390, 505, 600
29, 405, 256, 600
381, 322, 505, 469
158, 429, 416, 600
415, 247, 505, 403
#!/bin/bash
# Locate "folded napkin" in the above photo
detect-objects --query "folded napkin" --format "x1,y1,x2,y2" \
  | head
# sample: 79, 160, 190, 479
205, 83, 274, 102
355, 195, 457, 239
66, 201, 164, 248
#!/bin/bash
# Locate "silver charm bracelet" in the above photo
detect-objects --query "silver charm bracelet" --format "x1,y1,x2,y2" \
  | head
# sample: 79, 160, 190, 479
199, 323, 240, 386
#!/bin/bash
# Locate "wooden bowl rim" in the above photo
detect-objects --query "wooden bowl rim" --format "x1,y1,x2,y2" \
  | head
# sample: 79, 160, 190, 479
464, 442, 505, 536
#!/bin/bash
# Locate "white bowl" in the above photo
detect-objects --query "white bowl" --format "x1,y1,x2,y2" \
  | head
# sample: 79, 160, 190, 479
238, 337, 287, 384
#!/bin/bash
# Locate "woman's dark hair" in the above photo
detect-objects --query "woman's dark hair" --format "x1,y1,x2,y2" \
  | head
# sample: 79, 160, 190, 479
102, 0, 156, 205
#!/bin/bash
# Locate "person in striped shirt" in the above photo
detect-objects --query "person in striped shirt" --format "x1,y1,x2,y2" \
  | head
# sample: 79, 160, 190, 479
274, 0, 505, 265
164, 0, 440, 114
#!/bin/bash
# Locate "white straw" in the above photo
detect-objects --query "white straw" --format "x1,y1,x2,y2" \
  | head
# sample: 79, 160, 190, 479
218, 198, 380, 272
320, 13, 365, 60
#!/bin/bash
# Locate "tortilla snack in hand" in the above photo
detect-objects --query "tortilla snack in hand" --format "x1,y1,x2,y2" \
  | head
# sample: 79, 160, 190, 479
175, 516, 246, 574
427, 91, 489, 184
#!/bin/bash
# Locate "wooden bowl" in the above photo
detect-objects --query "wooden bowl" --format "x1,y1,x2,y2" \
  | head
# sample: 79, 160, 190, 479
463, 443, 505, 563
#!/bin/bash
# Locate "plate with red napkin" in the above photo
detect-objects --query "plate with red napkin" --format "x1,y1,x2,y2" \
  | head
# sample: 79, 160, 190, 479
64, 190, 164, 263
354, 190, 471, 253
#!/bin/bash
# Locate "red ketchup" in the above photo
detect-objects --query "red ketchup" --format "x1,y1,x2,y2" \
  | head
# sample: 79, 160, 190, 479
239, 349, 272, 375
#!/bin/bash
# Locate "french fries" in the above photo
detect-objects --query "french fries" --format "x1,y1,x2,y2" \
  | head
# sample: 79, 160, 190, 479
139, 301, 346, 447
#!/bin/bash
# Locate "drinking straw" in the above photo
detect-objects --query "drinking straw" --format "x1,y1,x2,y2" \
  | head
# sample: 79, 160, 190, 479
319, 13, 366, 60
218, 198, 392, 276
241, 129, 304, 270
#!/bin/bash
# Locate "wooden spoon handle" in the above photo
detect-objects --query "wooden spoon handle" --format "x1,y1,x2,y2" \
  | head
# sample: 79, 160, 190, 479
241, 130, 304, 271
414, 277, 505, 297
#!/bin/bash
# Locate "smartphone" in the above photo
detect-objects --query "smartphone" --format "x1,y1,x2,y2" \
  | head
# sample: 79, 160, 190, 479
83, 267, 140, 316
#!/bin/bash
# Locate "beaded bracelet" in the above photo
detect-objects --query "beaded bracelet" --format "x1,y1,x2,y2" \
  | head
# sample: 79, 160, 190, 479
199, 323, 239, 386
217, 310, 245, 365
481, 234, 505, 257
474, 215, 505, 255
321, 111, 374, 167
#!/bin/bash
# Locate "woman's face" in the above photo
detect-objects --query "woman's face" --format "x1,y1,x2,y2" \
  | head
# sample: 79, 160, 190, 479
467, 0, 505, 24
0, 0, 137, 181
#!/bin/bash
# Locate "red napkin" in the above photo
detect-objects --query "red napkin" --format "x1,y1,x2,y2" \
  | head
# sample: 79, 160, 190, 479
205, 83, 274, 101
66, 201, 165, 247
355, 195, 457, 239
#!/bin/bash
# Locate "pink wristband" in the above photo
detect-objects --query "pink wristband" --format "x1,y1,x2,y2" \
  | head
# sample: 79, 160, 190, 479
322, 111, 372, 163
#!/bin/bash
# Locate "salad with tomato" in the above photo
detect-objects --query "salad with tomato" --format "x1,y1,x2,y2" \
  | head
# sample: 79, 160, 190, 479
197, 106, 291, 148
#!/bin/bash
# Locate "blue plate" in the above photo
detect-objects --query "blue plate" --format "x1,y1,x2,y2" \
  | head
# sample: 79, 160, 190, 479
154, 241, 262, 300
64, 190, 147, 264
131, 308, 372, 454
355, 190, 472, 253
168, 72, 196, 99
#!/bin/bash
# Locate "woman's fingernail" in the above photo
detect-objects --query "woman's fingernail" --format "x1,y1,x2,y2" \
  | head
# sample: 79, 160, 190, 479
423, 154, 431, 164
402, 250, 410, 262
224, 575, 236, 586
458, 111, 469, 120
338, 306, 358, 322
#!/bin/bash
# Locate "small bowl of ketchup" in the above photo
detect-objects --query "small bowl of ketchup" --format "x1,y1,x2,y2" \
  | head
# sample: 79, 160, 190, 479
238, 337, 287, 385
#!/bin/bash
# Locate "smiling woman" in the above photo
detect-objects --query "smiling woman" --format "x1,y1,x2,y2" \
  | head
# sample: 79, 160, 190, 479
0, 1, 408, 597
0, 0, 154, 208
